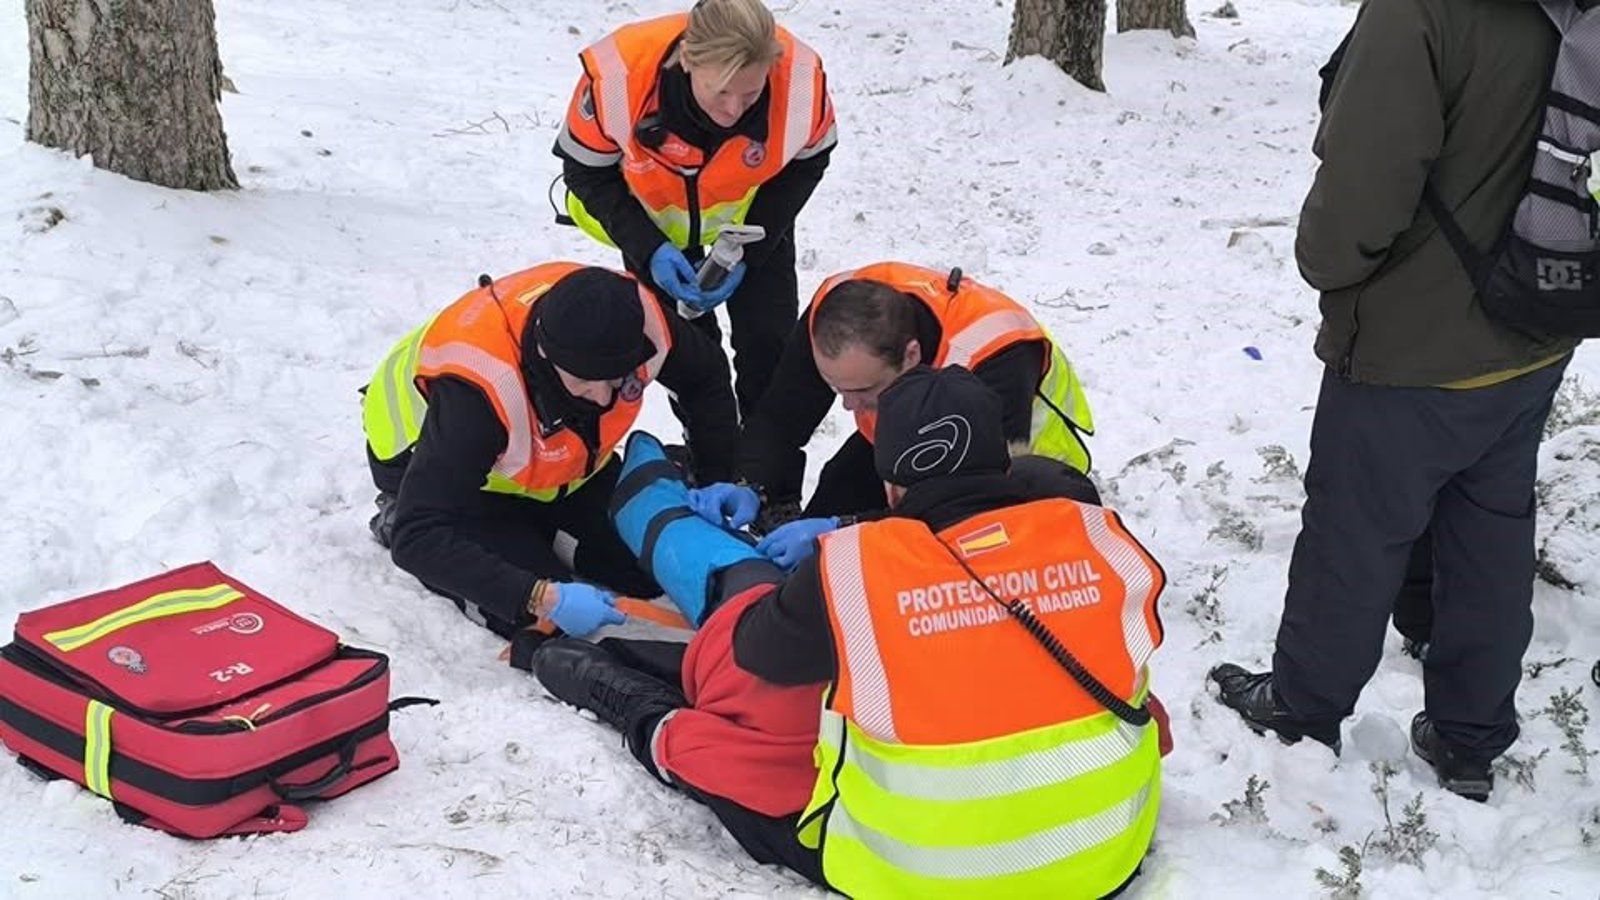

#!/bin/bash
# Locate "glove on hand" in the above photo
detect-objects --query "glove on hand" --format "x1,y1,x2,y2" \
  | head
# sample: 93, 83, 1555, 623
756, 517, 839, 570
649, 243, 704, 306
687, 482, 761, 529
545, 582, 625, 637
683, 262, 746, 312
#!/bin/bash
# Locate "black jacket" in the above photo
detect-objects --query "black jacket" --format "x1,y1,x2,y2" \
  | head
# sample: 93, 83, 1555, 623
737, 304, 1047, 501
732, 456, 1102, 685
556, 60, 832, 274
388, 303, 738, 620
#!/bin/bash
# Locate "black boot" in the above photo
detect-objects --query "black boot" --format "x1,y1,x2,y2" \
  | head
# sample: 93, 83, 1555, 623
1410, 713, 1493, 802
532, 638, 686, 734
1208, 663, 1342, 753
369, 492, 398, 548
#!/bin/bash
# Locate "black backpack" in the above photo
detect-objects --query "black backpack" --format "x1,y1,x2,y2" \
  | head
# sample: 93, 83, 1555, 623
1321, 2, 1600, 337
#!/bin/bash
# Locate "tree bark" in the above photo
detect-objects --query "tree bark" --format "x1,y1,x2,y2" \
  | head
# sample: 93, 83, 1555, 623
1117, 0, 1196, 39
1006, 0, 1107, 93
26, 0, 238, 191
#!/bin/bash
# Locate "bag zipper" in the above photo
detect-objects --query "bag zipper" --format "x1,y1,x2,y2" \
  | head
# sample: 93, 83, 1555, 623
2, 641, 384, 733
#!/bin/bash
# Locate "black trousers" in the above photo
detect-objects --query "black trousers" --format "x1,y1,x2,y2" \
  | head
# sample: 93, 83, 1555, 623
1272, 362, 1568, 761
635, 234, 800, 421
370, 452, 659, 631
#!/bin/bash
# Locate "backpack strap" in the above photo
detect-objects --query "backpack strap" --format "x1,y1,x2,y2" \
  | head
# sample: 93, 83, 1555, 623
1537, 0, 1582, 30
1422, 185, 1490, 289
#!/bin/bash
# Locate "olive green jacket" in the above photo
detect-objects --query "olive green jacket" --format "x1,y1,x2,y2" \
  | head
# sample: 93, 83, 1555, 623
1299, 0, 1580, 385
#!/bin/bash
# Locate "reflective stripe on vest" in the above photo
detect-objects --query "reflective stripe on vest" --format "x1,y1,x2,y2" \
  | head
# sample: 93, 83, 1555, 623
808, 263, 1094, 473
363, 265, 670, 501
572, 18, 829, 249
802, 502, 1164, 897
363, 321, 433, 462
417, 340, 539, 486
781, 41, 821, 163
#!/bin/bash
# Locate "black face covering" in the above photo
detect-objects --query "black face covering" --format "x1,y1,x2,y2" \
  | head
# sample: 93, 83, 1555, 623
521, 348, 612, 439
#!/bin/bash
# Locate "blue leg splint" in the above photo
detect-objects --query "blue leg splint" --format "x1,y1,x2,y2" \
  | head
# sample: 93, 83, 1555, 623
610, 432, 762, 626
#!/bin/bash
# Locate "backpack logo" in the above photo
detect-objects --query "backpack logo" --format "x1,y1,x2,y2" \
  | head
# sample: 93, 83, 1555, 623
107, 645, 147, 674
1537, 258, 1585, 292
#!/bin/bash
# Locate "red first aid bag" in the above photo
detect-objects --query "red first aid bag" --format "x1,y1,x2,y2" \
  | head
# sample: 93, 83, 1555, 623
0, 562, 424, 837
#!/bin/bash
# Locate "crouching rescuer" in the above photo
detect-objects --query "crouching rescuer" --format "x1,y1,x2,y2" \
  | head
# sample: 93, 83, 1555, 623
360, 263, 738, 638
531, 365, 1168, 897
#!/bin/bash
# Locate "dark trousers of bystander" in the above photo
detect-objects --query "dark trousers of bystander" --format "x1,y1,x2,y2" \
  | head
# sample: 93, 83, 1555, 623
1272, 361, 1569, 761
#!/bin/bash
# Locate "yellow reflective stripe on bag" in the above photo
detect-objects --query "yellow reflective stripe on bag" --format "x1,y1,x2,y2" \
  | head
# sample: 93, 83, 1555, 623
43, 583, 245, 652
83, 701, 115, 798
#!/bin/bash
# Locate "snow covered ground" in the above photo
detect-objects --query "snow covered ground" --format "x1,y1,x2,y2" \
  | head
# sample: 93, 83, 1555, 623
1, 0, 1597, 896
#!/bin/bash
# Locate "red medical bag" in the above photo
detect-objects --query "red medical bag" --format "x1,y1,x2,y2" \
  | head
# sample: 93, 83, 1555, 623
0, 562, 423, 837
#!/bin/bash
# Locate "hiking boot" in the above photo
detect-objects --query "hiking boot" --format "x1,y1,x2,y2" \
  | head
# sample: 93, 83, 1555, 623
1410, 712, 1493, 802
532, 638, 685, 733
368, 492, 398, 548
1208, 663, 1342, 753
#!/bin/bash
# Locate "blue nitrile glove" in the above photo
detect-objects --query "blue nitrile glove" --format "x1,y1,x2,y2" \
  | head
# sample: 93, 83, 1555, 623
684, 261, 746, 312
687, 482, 761, 529
756, 517, 839, 570
546, 582, 626, 637
649, 242, 702, 305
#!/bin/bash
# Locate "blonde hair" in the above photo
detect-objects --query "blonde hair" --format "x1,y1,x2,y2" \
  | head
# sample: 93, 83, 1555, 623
680, 0, 783, 87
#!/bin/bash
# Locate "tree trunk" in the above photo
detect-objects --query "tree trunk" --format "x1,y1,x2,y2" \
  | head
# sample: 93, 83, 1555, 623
26, 0, 238, 191
1006, 0, 1107, 93
1117, 0, 1196, 39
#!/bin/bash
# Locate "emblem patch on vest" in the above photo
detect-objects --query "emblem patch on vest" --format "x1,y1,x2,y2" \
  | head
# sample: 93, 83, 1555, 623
954, 522, 1010, 558
742, 142, 767, 168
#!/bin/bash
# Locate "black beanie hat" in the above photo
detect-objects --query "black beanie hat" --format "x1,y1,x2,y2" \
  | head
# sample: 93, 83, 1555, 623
874, 365, 1011, 487
529, 268, 656, 381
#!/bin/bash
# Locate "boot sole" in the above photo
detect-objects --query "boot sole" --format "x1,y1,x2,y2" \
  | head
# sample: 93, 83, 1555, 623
1412, 738, 1491, 802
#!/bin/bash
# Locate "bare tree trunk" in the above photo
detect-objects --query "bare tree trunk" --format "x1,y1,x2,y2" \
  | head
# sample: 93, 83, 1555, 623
1117, 0, 1196, 38
26, 0, 238, 191
1006, 0, 1106, 93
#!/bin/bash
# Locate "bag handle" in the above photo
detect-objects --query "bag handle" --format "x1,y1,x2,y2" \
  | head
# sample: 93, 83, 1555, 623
933, 538, 1151, 727
270, 738, 356, 802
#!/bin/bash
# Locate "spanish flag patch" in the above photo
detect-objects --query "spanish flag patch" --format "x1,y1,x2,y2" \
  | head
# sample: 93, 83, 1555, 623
955, 522, 1010, 558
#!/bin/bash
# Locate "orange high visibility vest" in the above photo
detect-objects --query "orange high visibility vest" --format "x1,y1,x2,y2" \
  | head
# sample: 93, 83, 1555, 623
806, 262, 1050, 444
804, 499, 1165, 897
414, 263, 672, 496
816, 498, 1165, 745
562, 14, 836, 248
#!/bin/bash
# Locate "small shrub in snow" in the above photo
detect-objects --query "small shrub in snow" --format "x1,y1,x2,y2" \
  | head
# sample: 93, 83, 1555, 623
1185, 565, 1228, 645
1542, 376, 1600, 438
1523, 656, 1575, 681
1492, 749, 1550, 792
1211, 774, 1270, 827
1541, 688, 1597, 777
1208, 509, 1264, 551
1366, 762, 1438, 868
1314, 845, 1364, 899
1255, 444, 1301, 482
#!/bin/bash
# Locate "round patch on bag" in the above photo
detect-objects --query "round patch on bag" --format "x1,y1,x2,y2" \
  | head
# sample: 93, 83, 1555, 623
107, 645, 147, 674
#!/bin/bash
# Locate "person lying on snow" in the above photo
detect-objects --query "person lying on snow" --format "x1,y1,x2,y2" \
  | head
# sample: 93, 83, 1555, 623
529, 365, 1171, 899
359, 263, 738, 639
